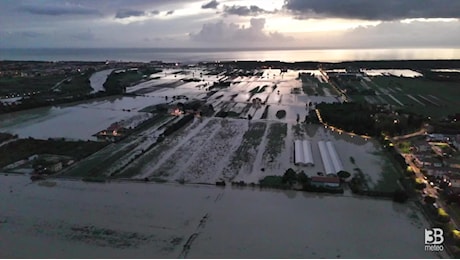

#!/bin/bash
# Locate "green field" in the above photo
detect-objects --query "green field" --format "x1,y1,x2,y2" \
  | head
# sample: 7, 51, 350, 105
227, 122, 267, 171
262, 123, 287, 161
0, 138, 107, 168
104, 70, 145, 93
370, 76, 460, 118
0, 74, 66, 95
57, 72, 92, 93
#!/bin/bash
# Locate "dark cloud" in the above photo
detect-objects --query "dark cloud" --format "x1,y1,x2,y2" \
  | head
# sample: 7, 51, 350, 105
19, 4, 100, 16
284, 0, 460, 21
190, 18, 293, 45
345, 20, 460, 48
202, 0, 219, 9
151, 10, 160, 15
115, 9, 146, 19
223, 5, 271, 16
166, 10, 174, 15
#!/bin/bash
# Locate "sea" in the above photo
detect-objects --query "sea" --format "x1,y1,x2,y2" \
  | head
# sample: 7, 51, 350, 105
1, 47, 460, 63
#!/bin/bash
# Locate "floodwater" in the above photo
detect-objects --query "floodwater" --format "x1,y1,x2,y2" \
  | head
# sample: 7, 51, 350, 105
89, 69, 115, 93
0, 96, 164, 140
0, 175, 445, 258
362, 69, 423, 78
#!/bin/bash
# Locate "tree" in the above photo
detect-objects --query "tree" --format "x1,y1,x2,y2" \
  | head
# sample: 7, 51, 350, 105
282, 168, 297, 184
276, 110, 286, 119
297, 171, 309, 184
414, 178, 426, 190
424, 195, 436, 204
393, 189, 409, 203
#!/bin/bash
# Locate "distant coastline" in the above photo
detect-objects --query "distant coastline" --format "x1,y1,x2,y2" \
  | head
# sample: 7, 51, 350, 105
1, 47, 460, 63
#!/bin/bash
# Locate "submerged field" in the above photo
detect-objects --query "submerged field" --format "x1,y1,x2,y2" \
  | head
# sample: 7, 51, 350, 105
97, 114, 402, 192
0, 175, 445, 258
0, 67, 413, 190
1, 65, 453, 258
0, 95, 163, 140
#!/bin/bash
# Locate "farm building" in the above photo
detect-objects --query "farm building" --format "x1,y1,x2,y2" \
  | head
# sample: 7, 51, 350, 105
326, 141, 344, 173
310, 176, 341, 188
318, 141, 335, 174
294, 140, 314, 166
317, 141, 344, 174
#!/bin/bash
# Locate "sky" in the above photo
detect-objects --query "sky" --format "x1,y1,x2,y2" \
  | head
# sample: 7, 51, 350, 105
1, 0, 460, 49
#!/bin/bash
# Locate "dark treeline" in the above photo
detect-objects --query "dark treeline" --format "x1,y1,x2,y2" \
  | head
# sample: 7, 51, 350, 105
316, 102, 424, 136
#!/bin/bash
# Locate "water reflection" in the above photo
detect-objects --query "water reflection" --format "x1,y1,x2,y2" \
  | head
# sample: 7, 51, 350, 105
2, 48, 460, 63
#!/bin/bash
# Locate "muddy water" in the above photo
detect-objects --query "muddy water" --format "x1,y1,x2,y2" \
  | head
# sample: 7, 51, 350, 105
0, 175, 445, 258
0, 96, 163, 140
89, 69, 115, 93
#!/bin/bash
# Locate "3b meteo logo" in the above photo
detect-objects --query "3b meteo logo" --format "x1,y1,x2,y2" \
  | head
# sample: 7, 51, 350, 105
425, 228, 444, 252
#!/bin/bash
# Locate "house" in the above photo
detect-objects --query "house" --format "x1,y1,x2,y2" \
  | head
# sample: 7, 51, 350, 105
48, 162, 63, 173
447, 173, 460, 188
424, 167, 450, 177
310, 176, 341, 188
413, 154, 443, 168
426, 134, 447, 142
416, 144, 430, 152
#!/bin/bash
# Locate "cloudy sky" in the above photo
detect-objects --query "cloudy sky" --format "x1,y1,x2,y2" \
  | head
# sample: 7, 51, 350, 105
1, 0, 460, 49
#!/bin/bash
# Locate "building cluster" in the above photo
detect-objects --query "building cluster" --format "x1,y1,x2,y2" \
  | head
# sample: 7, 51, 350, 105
32, 154, 74, 175
408, 133, 460, 195
95, 122, 128, 140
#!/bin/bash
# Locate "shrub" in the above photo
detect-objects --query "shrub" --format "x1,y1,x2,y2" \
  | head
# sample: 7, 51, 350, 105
414, 178, 426, 190
297, 171, 309, 184
349, 156, 355, 164
393, 190, 409, 203
275, 110, 286, 119
82, 176, 106, 183
337, 170, 351, 179
259, 176, 289, 189
424, 195, 436, 204
282, 168, 297, 184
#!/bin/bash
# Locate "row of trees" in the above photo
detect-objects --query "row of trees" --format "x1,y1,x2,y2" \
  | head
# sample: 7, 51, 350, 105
317, 102, 424, 136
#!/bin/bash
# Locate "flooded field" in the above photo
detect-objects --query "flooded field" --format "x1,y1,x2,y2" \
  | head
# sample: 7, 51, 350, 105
0, 96, 163, 140
0, 175, 445, 258
0, 67, 338, 140
363, 69, 423, 78
89, 69, 115, 93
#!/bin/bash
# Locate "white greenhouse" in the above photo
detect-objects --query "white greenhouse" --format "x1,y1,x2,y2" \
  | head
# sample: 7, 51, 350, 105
294, 140, 314, 166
